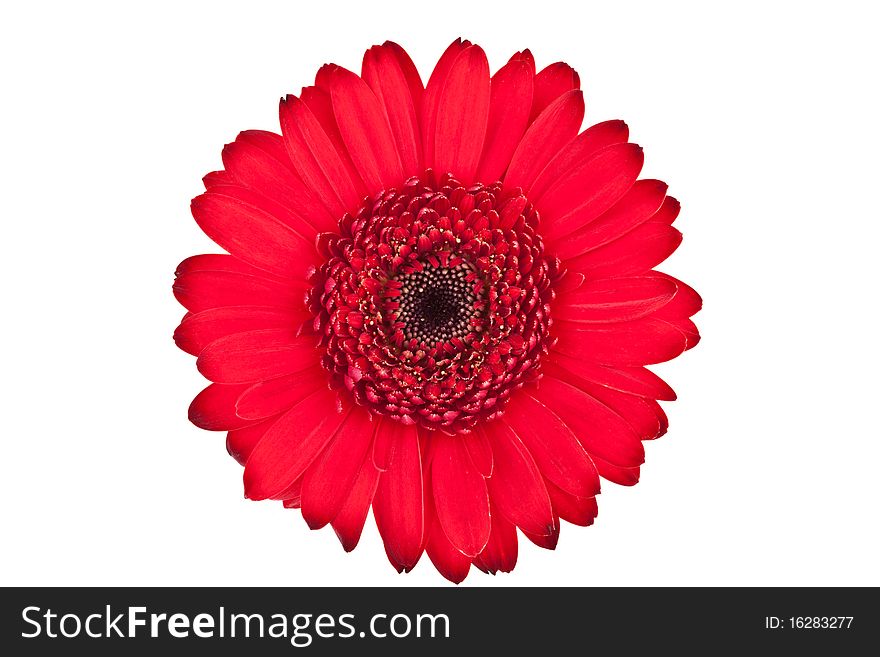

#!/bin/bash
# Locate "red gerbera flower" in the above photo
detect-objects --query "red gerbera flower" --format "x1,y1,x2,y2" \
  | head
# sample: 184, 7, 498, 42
173, 39, 701, 582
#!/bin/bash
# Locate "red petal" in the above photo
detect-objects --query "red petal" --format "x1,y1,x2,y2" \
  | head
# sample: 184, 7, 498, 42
592, 456, 641, 486
552, 179, 667, 258
362, 43, 423, 177
235, 365, 329, 421
226, 128, 289, 162
653, 400, 670, 436
553, 317, 690, 365
371, 417, 393, 471
196, 329, 320, 384
191, 191, 318, 279
279, 94, 362, 217
226, 416, 277, 466
548, 366, 665, 441
555, 270, 587, 294
530, 120, 630, 201
546, 480, 598, 527
463, 430, 493, 477
372, 423, 425, 571
328, 66, 404, 192
174, 307, 303, 356
431, 436, 490, 557
198, 183, 317, 247
523, 521, 560, 550
473, 500, 518, 574
504, 90, 584, 193
299, 85, 369, 200
540, 143, 644, 242
281, 478, 304, 508
188, 383, 255, 431
203, 170, 233, 188
331, 455, 380, 552
653, 196, 681, 224
651, 272, 703, 319
432, 45, 490, 183
475, 53, 534, 184
530, 62, 580, 122
243, 387, 348, 500
518, 48, 536, 71
547, 355, 677, 401
301, 405, 376, 529
555, 275, 677, 324
383, 41, 424, 119
482, 423, 554, 536
175, 253, 285, 279
222, 131, 336, 234
173, 268, 307, 314
532, 376, 644, 467
609, 395, 663, 442
421, 39, 471, 170
426, 516, 471, 584
667, 317, 701, 350
504, 394, 600, 498
566, 221, 682, 276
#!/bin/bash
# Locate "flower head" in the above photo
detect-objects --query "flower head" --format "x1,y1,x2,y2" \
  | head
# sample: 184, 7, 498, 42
174, 39, 701, 582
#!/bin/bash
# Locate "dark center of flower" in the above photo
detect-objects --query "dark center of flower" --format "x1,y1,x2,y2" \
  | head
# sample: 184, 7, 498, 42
393, 261, 480, 345
308, 171, 562, 434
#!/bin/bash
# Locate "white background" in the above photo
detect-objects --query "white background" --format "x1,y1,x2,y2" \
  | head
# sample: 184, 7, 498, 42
2, 0, 878, 587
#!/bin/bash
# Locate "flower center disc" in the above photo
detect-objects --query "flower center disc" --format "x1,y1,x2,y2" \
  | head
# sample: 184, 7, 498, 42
394, 260, 480, 345
309, 172, 560, 434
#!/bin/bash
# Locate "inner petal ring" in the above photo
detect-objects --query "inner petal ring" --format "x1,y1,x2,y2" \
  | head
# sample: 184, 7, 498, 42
308, 172, 558, 434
